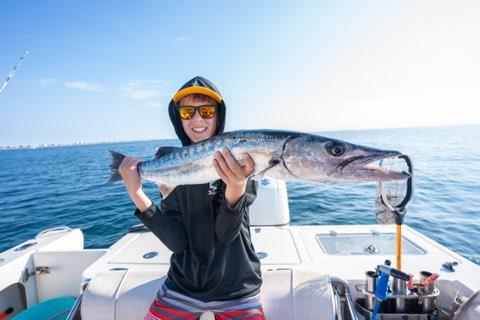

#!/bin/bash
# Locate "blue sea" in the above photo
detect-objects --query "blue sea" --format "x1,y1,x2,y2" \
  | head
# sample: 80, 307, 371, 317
0, 125, 479, 266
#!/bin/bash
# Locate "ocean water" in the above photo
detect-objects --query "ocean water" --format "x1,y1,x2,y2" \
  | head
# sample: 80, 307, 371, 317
0, 125, 479, 266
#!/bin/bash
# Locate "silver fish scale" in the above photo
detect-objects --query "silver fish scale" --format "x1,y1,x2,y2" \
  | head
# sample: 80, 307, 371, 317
116, 129, 409, 190
139, 130, 294, 186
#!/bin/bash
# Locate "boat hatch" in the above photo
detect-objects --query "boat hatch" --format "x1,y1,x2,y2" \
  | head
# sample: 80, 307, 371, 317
316, 233, 426, 255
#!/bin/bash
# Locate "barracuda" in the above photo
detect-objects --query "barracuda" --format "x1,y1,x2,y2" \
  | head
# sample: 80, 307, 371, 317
108, 130, 409, 198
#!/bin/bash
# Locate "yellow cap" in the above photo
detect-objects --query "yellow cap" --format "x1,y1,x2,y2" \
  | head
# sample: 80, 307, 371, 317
172, 86, 223, 104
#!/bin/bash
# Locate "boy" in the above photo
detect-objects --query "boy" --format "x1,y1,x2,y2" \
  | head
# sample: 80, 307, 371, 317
119, 76, 265, 320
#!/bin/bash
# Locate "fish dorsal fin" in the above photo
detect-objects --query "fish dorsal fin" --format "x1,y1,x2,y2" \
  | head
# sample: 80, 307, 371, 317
159, 184, 176, 199
155, 146, 179, 158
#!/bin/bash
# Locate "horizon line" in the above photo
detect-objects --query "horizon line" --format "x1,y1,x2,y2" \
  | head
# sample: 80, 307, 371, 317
1, 122, 479, 150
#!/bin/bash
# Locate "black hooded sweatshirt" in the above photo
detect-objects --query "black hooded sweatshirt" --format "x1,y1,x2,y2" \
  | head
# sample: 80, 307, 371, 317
134, 76, 262, 302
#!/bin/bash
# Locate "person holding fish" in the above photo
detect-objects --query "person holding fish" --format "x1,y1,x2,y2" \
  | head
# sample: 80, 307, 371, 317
119, 76, 265, 320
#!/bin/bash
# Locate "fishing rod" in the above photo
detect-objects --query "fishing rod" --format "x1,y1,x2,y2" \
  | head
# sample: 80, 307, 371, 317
0, 49, 29, 94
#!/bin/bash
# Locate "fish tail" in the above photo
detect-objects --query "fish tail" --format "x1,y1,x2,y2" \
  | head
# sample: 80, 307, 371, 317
106, 150, 125, 184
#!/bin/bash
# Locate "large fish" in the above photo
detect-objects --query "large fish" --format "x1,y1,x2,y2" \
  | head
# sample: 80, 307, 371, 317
108, 130, 409, 198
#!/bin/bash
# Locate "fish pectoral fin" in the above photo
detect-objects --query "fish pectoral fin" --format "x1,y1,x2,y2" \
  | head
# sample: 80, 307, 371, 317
159, 184, 177, 199
248, 159, 280, 180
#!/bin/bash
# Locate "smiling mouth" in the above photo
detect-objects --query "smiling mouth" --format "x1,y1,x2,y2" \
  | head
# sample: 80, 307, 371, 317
192, 127, 207, 133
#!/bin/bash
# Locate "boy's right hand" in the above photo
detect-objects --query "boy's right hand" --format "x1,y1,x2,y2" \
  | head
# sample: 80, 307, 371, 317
119, 157, 142, 195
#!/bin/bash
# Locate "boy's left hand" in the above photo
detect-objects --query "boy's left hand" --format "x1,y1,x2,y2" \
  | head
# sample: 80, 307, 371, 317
213, 148, 255, 206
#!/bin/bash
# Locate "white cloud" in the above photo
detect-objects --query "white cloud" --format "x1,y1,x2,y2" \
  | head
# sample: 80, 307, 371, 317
146, 102, 163, 109
175, 36, 191, 43
37, 78, 57, 86
65, 81, 105, 92
119, 80, 167, 101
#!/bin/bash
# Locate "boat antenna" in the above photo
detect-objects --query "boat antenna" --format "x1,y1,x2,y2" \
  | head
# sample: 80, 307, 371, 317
0, 49, 29, 94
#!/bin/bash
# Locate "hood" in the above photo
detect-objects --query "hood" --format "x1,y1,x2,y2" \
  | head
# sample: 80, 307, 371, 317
168, 76, 226, 146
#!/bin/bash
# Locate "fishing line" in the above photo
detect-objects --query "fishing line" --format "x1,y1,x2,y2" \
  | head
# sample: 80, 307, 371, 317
0, 49, 29, 94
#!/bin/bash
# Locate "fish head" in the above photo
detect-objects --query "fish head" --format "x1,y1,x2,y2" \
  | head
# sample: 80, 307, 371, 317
283, 135, 410, 183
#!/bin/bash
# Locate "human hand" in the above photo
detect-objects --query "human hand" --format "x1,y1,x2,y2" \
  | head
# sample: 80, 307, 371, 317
212, 148, 255, 206
119, 157, 142, 195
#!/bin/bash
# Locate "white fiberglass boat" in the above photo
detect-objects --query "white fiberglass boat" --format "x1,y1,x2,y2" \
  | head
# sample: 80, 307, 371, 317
1, 178, 479, 320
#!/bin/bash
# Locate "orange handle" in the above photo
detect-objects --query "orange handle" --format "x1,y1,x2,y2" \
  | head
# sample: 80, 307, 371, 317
396, 224, 402, 270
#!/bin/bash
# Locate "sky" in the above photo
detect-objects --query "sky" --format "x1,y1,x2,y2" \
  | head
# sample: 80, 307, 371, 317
1, 0, 479, 146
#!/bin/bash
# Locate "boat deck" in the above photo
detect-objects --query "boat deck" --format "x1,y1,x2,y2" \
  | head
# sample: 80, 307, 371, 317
2, 223, 479, 319
83, 224, 479, 290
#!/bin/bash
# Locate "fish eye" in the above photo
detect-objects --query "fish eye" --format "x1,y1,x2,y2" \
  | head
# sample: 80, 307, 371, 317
326, 142, 346, 157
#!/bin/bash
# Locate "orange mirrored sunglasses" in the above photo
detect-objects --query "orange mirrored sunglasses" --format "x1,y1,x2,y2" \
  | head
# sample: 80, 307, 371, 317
178, 105, 216, 120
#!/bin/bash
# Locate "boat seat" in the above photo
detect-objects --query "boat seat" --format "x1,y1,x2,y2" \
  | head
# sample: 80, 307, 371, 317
81, 268, 336, 320
13, 296, 75, 320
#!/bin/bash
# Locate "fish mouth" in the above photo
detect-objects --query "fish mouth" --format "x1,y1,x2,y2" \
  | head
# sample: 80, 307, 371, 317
336, 151, 410, 181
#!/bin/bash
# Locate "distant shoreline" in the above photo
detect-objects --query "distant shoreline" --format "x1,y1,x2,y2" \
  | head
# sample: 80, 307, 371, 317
1, 123, 478, 151
0, 138, 170, 151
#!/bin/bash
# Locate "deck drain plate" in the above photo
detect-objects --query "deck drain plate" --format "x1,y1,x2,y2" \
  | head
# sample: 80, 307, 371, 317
143, 251, 158, 259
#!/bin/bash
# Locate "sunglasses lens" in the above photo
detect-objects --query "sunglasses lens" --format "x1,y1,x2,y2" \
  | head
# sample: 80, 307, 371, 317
199, 106, 216, 119
179, 107, 195, 120
178, 105, 216, 120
